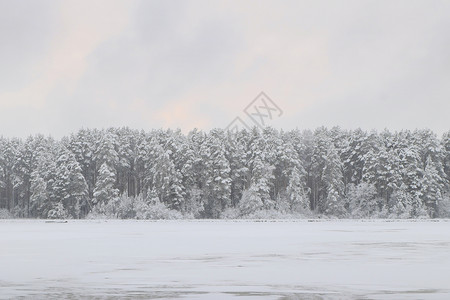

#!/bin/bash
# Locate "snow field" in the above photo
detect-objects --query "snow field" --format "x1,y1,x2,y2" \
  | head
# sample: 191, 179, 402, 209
1, 219, 449, 299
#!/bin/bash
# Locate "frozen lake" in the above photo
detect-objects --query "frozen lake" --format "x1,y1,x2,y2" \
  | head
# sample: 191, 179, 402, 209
1, 220, 450, 299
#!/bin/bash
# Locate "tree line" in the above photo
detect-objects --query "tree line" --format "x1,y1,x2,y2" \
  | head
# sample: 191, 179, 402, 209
0, 127, 449, 219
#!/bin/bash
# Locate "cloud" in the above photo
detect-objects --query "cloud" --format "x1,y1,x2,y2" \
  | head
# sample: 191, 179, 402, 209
0, 0, 135, 108
0, 1, 59, 92
1, 0, 450, 137
153, 98, 212, 131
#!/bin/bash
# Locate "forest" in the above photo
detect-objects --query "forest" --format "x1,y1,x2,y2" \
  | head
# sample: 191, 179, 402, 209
0, 127, 449, 219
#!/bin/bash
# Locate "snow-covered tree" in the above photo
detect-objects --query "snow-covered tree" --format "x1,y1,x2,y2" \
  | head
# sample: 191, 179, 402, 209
0, 138, 20, 211
420, 157, 445, 217
95, 131, 119, 168
285, 165, 309, 213
29, 170, 48, 217
441, 131, 450, 189
309, 128, 345, 214
238, 186, 263, 216
150, 143, 184, 209
438, 192, 450, 218
225, 130, 249, 207
182, 187, 204, 218
247, 128, 275, 209
47, 202, 70, 219
93, 162, 118, 206
347, 182, 379, 218
362, 132, 402, 205
389, 186, 413, 218
67, 129, 98, 198
0, 127, 449, 219
200, 129, 232, 218
52, 148, 89, 218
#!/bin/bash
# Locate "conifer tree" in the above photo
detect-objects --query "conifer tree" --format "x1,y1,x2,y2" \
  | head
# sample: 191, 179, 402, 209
200, 129, 232, 218
93, 162, 119, 206
247, 128, 275, 209
52, 148, 89, 218
420, 157, 444, 217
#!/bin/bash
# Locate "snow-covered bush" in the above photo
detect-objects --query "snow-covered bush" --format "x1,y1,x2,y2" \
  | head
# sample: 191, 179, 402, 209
276, 190, 310, 215
85, 210, 110, 220
87, 200, 118, 219
238, 187, 264, 216
182, 188, 204, 219
274, 193, 291, 214
10, 205, 27, 218
222, 207, 313, 220
135, 196, 182, 220
221, 207, 240, 219
386, 187, 429, 219
116, 195, 136, 219
325, 188, 347, 218
47, 203, 71, 219
410, 198, 429, 219
0, 208, 13, 219
387, 188, 413, 219
223, 185, 314, 219
87, 194, 183, 220
85, 204, 113, 219
246, 209, 294, 219
372, 205, 389, 219
437, 193, 450, 218
87, 194, 136, 219
346, 183, 380, 218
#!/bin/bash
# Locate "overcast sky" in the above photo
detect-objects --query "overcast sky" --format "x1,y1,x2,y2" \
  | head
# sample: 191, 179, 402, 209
1, 0, 449, 138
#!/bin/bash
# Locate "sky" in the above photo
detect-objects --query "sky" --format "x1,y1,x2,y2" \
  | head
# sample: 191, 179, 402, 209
0, 0, 449, 138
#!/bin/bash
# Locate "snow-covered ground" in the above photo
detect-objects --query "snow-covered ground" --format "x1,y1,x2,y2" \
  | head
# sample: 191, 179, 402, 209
1, 220, 449, 299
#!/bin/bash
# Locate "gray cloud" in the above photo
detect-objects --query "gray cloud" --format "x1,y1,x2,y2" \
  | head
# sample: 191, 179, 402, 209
0, 0, 58, 91
0, 0, 449, 137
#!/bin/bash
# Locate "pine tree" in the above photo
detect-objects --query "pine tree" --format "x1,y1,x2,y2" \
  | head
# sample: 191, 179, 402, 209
114, 127, 138, 196
151, 144, 184, 209
29, 140, 59, 218
183, 129, 206, 213
225, 130, 249, 207
93, 162, 119, 206
47, 202, 70, 219
247, 128, 275, 209
341, 129, 370, 187
95, 131, 119, 168
441, 131, 450, 189
274, 130, 307, 210
1, 127, 449, 219
323, 145, 345, 216
0, 138, 20, 211
309, 128, 345, 214
362, 132, 402, 205
395, 131, 422, 199
285, 165, 309, 212
347, 182, 379, 218
238, 186, 263, 216
200, 129, 232, 218
29, 170, 48, 217
420, 157, 444, 217
68, 129, 101, 199
52, 148, 89, 218
389, 185, 413, 218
